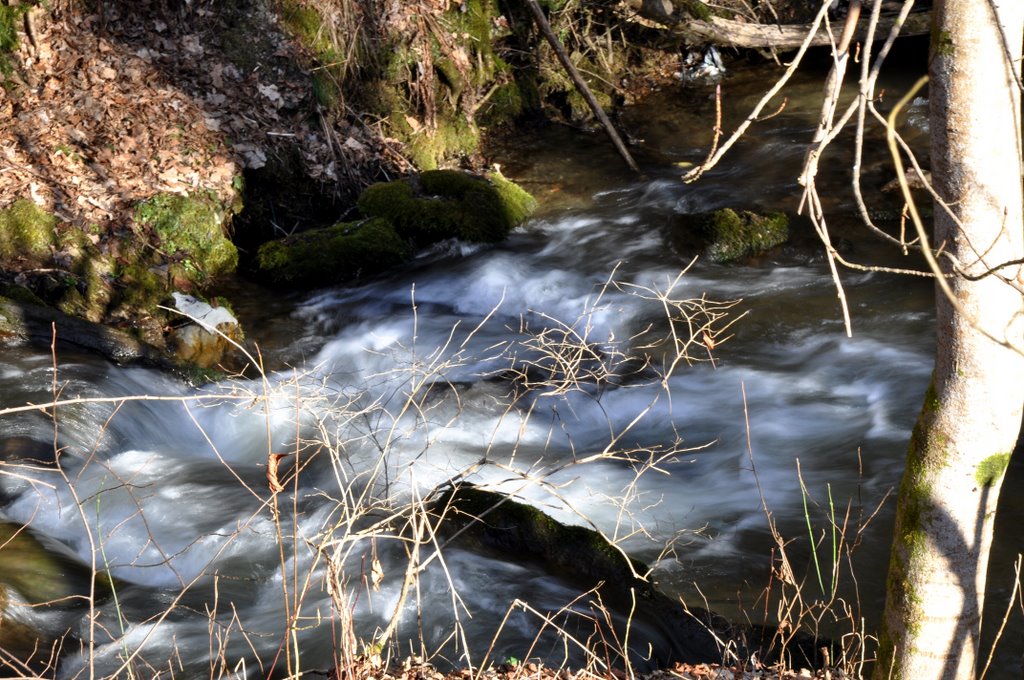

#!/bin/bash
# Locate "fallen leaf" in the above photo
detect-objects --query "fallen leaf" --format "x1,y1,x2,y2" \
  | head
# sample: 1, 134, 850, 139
267, 453, 290, 493
371, 558, 384, 591
258, 83, 283, 106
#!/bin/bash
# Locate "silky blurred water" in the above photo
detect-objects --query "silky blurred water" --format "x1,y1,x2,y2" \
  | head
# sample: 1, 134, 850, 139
2, 53, 1021, 678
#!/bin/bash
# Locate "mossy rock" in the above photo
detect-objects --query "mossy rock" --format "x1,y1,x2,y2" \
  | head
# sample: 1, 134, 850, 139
0, 199, 59, 260
430, 484, 834, 669
134, 193, 239, 281
254, 217, 411, 288
0, 200, 115, 322
0, 520, 113, 665
0, 284, 46, 307
357, 169, 536, 246
670, 208, 789, 263
430, 484, 652, 595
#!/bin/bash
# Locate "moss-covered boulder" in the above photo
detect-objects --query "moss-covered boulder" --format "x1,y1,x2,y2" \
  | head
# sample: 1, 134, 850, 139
357, 169, 536, 246
0, 200, 114, 322
134, 192, 239, 282
255, 217, 411, 288
0, 195, 243, 367
0, 521, 113, 667
670, 208, 789, 263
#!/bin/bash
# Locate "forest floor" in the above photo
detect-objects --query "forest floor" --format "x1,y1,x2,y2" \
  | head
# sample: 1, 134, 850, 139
331, 656, 834, 680
1, 0, 399, 237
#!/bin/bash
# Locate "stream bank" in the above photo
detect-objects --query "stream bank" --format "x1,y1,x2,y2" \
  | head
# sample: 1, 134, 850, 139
9, 5, 1018, 679
0, 0, 931, 375
3, 58, 1021, 679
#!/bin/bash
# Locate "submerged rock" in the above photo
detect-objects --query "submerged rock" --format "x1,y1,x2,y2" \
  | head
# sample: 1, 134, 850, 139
430, 484, 830, 670
0, 521, 112, 668
0, 437, 58, 504
670, 208, 789, 263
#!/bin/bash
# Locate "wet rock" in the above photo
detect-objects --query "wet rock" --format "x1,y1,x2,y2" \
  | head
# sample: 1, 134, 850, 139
881, 167, 931, 193
0, 437, 58, 504
669, 208, 789, 263
0, 521, 112, 668
357, 169, 537, 245
168, 292, 244, 369
430, 484, 830, 669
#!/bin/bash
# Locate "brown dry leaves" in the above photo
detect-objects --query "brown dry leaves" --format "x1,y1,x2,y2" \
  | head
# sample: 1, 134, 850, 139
2, 9, 239, 226
328, 659, 830, 680
0, 1, 403, 231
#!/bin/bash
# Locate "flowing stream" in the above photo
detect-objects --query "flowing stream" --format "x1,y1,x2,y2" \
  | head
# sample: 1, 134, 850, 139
2, 54, 1022, 678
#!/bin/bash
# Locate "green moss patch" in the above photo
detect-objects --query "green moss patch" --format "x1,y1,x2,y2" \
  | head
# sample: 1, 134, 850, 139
134, 193, 239, 280
0, 3, 29, 79
0, 199, 57, 259
680, 0, 713, 20
976, 452, 1011, 488
357, 169, 536, 246
255, 217, 411, 288
703, 209, 789, 262
670, 208, 789, 263
0, 200, 117, 322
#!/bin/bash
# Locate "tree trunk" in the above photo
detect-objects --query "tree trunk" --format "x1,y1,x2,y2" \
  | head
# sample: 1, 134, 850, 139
876, 2, 1024, 679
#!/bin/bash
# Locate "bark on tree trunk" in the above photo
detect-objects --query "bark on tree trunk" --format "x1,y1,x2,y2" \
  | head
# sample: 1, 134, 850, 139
876, 1, 1024, 678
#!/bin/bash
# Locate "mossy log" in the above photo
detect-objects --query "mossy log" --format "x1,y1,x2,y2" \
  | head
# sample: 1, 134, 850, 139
0, 295, 172, 367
